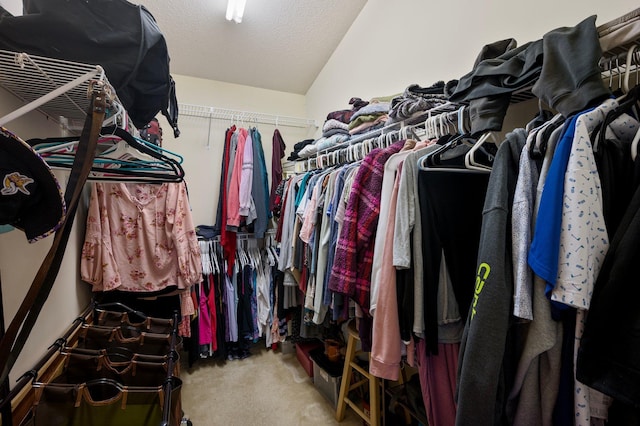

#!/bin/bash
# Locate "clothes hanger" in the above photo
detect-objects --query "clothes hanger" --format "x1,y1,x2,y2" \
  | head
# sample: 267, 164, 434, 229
97, 127, 185, 181
464, 132, 495, 171
100, 138, 158, 163
417, 136, 488, 173
101, 101, 128, 130
527, 112, 564, 159
457, 106, 467, 135
629, 118, 640, 161
439, 113, 448, 138
199, 240, 212, 275
417, 133, 463, 170
418, 104, 472, 170
266, 243, 276, 266
623, 45, 639, 94
387, 130, 395, 147
30, 126, 185, 182
211, 241, 220, 274
592, 86, 640, 156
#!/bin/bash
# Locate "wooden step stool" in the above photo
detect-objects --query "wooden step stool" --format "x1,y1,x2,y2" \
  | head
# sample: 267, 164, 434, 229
335, 319, 381, 426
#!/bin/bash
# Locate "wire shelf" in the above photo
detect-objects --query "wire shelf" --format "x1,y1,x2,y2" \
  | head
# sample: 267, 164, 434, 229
0, 50, 110, 131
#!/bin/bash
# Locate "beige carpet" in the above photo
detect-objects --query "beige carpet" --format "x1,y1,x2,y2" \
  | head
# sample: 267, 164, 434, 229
180, 345, 363, 426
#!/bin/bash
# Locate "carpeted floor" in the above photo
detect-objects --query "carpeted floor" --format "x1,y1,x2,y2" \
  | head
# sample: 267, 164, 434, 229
180, 345, 363, 426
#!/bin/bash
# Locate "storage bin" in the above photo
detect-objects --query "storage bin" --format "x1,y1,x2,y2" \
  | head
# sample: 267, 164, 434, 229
295, 340, 323, 378
280, 340, 295, 354
310, 348, 343, 408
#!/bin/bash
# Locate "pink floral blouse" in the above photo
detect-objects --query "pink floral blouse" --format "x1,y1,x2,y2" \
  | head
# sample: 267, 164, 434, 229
81, 182, 201, 317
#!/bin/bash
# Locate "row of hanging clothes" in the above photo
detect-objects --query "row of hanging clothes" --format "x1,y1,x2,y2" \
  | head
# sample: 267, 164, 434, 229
273, 96, 495, 402
458, 82, 640, 426
214, 125, 274, 274
278, 12, 640, 426
183, 232, 282, 367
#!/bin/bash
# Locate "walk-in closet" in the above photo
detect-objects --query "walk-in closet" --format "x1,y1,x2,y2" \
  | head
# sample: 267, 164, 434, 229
0, 1, 639, 425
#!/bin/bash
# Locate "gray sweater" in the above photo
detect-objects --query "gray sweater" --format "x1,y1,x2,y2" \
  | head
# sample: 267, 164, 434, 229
455, 129, 526, 426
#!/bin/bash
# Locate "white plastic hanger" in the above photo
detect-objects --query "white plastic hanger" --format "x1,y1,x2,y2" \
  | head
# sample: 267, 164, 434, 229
210, 241, 219, 274
623, 45, 639, 94
101, 100, 128, 130
631, 125, 640, 161
457, 106, 467, 135
101, 139, 158, 163
464, 132, 495, 171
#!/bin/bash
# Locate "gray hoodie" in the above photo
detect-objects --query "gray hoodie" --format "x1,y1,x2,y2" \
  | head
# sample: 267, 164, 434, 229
455, 129, 527, 426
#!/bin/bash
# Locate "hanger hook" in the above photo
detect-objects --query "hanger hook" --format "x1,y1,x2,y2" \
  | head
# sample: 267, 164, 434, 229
616, 57, 622, 91
608, 57, 614, 89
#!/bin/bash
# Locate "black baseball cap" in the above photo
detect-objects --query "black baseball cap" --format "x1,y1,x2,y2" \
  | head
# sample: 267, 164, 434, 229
0, 127, 65, 242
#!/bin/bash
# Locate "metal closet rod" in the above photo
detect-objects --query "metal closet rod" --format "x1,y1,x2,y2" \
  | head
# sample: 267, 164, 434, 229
178, 103, 317, 129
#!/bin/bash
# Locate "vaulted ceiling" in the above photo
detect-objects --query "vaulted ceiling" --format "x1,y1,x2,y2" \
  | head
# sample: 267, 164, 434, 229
149, 0, 367, 94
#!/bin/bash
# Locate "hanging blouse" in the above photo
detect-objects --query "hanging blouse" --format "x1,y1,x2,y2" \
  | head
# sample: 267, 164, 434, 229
81, 182, 201, 318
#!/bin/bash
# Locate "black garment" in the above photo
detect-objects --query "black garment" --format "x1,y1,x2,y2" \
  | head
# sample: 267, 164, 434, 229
288, 138, 315, 161
215, 271, 227, 359
396, 243, 415, 343
93, 292, 181, 320
406, 81, 446, 96
215, 127, 233, 233
270, 129, 287, 212
418, 169, 489, 353
186, 300, 199, 367
576, 156, 640, 407
294, 139, 315, 151
237, 265, 254, 340
274, 269, 286, 320
593, 129, 636, 236
608, 400, 640, 426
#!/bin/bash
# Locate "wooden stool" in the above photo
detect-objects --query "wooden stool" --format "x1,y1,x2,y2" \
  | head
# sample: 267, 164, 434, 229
336, 320, 380, 426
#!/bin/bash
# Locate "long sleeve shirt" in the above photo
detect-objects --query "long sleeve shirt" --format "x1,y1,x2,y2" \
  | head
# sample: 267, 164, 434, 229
328, 140, 403, 313
227, 128, 248, 229
239, 130, 255, 220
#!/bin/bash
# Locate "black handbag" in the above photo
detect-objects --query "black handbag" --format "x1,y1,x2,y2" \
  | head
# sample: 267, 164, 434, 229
0, 0, 180, 136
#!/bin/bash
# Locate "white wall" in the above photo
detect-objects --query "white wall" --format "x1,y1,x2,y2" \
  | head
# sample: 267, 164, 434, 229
0, 88, 92, 384
306, 0, 638, 130
163, 74, 313, 226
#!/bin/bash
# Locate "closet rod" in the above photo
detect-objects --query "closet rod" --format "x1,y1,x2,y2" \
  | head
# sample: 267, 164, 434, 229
178, 103, 317, 129
199, 229, 276, 243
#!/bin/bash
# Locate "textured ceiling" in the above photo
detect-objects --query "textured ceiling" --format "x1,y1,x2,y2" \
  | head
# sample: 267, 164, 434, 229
148, 0, 367, 94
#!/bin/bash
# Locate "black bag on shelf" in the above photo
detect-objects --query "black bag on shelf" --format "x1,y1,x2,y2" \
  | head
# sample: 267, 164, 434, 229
0, 0, 180, 137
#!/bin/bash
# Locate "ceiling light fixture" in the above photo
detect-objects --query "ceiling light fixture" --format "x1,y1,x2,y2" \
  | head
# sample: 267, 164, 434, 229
226, 0, 246, 23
